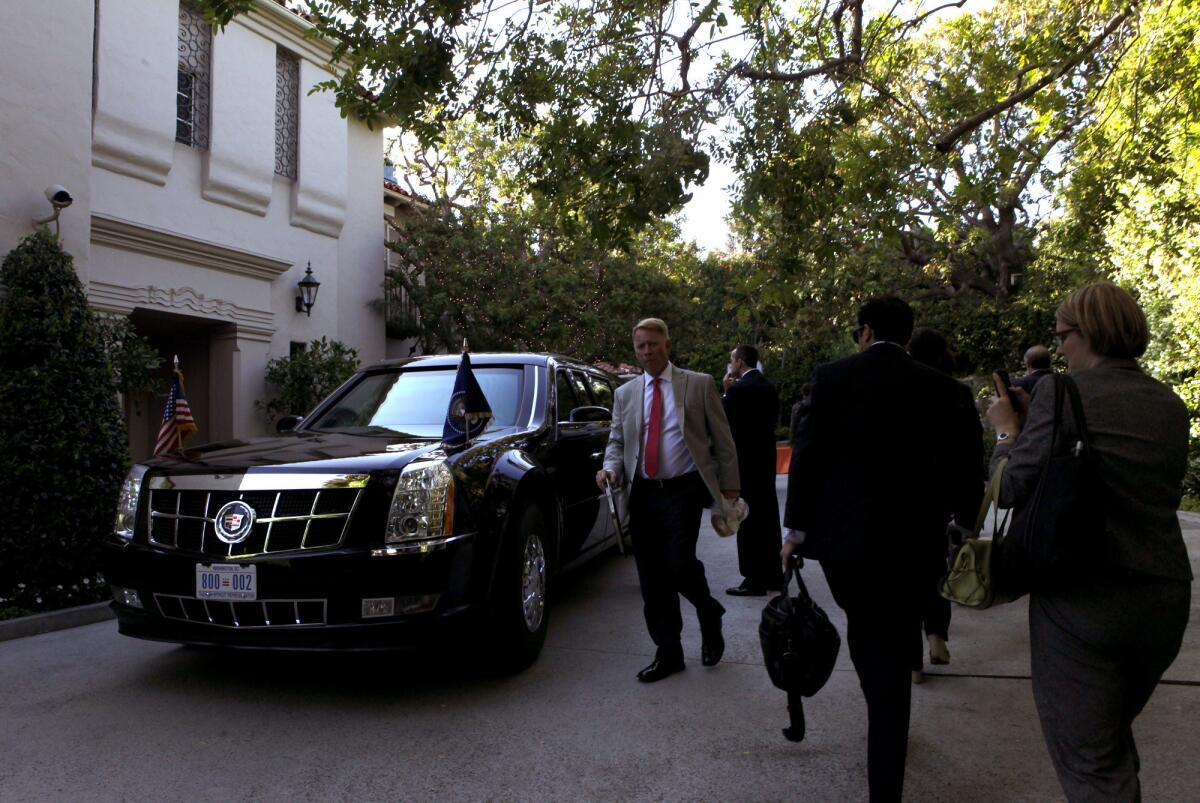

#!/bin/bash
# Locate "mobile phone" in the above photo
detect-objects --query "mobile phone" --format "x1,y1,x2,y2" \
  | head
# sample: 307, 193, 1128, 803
993, 369, 1012, 399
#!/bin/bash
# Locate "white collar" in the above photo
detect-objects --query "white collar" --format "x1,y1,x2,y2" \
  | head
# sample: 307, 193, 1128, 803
643, 362, 674, 387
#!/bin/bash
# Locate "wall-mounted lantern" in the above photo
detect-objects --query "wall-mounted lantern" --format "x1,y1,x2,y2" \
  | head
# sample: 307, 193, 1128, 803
295, 262, 320, 316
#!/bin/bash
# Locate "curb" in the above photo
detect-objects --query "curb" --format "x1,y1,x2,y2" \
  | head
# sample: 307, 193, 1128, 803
0, 601, 114, 643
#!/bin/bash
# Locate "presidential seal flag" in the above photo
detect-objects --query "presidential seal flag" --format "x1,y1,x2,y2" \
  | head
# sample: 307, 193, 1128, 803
442, 351, 493, 450
154, 369, 198, 456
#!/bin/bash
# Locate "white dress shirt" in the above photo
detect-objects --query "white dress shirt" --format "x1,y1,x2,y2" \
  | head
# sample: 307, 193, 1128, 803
640, 362, 698, 479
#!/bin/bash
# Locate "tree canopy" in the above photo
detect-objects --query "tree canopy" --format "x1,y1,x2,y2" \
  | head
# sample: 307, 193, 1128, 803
201, 0, 1199, 484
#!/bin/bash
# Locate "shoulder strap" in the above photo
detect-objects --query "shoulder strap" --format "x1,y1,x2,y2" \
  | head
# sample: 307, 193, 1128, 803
974, 456, 1009, 537
1059, 374, 1090, 457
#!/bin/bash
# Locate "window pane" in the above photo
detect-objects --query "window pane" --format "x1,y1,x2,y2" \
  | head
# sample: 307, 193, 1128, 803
588, 375, 614, 412
177, 4, 210, 150
556, 372, 579, 421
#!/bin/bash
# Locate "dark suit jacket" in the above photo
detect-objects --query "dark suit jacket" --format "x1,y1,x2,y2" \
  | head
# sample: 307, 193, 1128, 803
1013, 368, 1052, 395
722, 369, 780, 490
784, 343, 983, 563
993, 358, 1192, 582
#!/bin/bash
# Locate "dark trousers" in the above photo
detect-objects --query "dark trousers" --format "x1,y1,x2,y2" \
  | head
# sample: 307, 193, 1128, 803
736, 477, 783, 590
1029, 576, 1190, 802
822, 558, 922, 803
630, 472, 724, 662
913, 557, 951, 671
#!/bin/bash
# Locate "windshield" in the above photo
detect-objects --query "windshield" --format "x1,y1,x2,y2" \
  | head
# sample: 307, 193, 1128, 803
308, 366, 525, 437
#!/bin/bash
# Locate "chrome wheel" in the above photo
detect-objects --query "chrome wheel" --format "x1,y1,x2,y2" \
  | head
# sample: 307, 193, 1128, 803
520, 530, 547, 633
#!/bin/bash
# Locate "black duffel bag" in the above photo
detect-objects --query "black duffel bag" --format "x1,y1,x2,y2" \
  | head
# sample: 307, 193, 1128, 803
759, 557, 841, 742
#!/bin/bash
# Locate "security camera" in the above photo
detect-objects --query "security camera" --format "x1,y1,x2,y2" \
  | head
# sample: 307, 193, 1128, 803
45, 185, 74, 209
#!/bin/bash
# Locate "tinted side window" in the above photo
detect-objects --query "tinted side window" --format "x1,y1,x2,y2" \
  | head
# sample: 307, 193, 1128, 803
588, 374, 614, 412
556, 371, 579, 421
568, 372, 593, 407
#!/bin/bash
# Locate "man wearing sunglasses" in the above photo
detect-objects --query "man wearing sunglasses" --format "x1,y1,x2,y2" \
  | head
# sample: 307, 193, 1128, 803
782, 295, 983, 803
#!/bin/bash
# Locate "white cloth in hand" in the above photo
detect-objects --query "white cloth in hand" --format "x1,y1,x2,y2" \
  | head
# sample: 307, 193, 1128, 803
711, 497, 749, 537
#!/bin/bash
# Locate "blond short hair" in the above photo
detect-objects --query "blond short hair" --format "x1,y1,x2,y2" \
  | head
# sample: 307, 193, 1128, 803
632, 318, 670, 339
1057, 282, 1148, 359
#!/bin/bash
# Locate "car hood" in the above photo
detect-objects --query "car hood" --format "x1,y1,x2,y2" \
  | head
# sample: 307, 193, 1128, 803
142, 428, 526, 475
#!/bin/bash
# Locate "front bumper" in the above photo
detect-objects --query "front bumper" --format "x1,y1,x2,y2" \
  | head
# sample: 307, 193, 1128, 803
101, 533, 486, 651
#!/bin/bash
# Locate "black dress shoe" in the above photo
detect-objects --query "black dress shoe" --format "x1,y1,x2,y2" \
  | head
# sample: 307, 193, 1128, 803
725, 583, 767, 597
637, 659, 685, 683
701, 632, 725, 667
700, 611, 725, 667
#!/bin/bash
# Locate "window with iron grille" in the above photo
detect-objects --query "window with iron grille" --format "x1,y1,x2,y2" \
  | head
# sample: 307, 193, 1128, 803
176, 4, 211, 149
275, 49, 299, 179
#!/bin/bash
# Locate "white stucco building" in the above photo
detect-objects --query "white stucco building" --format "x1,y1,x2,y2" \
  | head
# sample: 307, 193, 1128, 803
1, 0, 397, 460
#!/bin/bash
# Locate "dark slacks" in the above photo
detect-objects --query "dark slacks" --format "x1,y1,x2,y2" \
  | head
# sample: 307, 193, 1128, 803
821, 558, 922, 803
1029, 575, 1190, 803
736, 474, 783, 590
630, 472, 724, 662
912, 556, 951, 670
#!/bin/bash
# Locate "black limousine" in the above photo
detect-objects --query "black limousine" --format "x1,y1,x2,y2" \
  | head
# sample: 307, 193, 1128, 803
103, 353, 628, 670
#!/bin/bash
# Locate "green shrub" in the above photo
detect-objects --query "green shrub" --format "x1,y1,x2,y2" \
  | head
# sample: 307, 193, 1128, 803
258, 337, 360, 423
0, 229, 127, 612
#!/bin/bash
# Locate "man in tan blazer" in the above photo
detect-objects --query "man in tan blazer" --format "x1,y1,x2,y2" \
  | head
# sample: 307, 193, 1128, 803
596, 318, 740, 682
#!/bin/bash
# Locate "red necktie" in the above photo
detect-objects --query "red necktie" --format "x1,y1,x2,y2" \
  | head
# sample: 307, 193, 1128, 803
645, 377, 662, 479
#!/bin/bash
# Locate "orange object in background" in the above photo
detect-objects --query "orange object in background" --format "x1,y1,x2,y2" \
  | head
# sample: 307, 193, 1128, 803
776, 445, 791, 474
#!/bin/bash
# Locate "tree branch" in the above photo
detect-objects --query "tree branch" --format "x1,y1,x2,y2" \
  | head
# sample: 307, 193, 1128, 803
933, 4, 1135, 152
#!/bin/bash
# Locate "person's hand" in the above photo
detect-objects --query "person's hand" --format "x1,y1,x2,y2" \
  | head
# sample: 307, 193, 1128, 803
780, 539, 799, 564
596, 468, 618, 491
721, 490, 739, 501
722, 373, 735, 392
1009, 386, 1031, 427
986, 373, 1022, 436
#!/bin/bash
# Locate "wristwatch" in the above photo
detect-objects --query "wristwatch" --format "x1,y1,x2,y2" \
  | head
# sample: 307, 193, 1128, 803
996, 432, 1011, 442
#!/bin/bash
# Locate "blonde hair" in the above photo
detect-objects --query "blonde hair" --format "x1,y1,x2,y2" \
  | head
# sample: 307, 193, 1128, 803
1056, 282, 1148, 359
632, 318, 670, 339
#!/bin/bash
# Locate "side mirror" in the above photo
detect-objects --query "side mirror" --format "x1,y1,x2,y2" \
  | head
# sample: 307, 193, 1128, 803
568, 406, 610, 424
276, 414, 304, 434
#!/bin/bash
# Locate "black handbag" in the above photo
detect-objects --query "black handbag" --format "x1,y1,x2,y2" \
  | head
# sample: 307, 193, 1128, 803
1005, 373, 1104, 589
759, 558, 841, 742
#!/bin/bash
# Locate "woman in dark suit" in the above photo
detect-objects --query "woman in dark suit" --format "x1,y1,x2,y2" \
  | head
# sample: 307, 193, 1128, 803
987, 282, 1192, 801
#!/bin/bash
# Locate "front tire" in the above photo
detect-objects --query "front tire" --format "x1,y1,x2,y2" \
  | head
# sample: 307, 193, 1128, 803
488, 504, 551, 672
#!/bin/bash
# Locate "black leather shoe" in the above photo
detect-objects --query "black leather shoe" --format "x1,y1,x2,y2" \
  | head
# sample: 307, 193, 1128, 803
700, 612, 725, 667
637, 659, 685, 683
725, 584, 767, 597
701, 634, 724, 667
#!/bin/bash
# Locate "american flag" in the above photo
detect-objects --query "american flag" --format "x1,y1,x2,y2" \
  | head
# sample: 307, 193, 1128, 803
154, 370, 198, 456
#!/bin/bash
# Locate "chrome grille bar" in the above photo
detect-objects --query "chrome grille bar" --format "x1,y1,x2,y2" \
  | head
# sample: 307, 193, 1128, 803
154, 594, 327, 628
147, 482, 362, 557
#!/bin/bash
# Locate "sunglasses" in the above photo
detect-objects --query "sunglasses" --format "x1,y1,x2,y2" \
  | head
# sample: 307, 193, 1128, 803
851, 325, 865, 345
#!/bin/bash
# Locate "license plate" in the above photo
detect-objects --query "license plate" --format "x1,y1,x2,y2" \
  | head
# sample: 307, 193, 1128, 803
196, 563, 257, 601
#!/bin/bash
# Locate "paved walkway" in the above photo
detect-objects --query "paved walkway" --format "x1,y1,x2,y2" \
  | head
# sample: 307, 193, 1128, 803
0, 480, 1196, 801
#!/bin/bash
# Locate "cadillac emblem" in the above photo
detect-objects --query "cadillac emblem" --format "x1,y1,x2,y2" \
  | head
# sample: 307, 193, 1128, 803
214, 500, 256, 544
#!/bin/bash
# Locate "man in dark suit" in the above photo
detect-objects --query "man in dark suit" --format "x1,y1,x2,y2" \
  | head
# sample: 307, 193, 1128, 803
722, 344, 783, 595
782, 296, 982, 803
598, 318, 740, 683
1012, 344, 1053, 395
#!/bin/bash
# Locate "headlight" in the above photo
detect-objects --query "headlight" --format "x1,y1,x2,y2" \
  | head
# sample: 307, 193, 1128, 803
386, 461, 455, 544
114, 464, 148, 540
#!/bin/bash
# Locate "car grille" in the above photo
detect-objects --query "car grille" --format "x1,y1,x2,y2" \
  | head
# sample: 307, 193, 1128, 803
154, 594, 327, 628
147, 483, 364, 557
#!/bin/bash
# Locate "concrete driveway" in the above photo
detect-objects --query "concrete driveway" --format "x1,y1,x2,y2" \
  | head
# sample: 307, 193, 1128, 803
1, 479, 1197, 801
